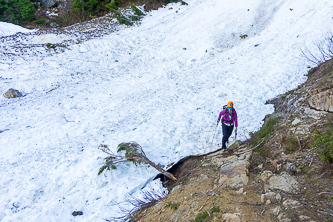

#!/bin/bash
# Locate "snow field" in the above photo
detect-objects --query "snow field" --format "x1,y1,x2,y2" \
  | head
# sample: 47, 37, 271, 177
0, 0, 332, 220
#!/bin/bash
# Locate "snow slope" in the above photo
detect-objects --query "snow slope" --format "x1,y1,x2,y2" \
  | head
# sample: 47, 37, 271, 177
0, 21, 34, 37
0, 0, 332, 221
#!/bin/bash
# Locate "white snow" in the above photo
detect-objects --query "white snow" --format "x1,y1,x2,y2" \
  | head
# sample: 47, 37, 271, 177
0, 0, 332, 221
27, 34, 74, 44
0, 22, 34, 37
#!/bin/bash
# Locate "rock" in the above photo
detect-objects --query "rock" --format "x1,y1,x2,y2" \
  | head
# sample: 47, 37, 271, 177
292, 117, 301, 125
299, 215, 312, 221
227, 140, 241, 150
278, 213, 291, 222
261, 192, 281, 204
41, 0, 55, 8
171, 185, 181, 193
72, 211, 83, 216
50, 22, 59, 28
236, 188, 244, 194
221, 213, 242, 222
283, 199, 301, 208
276, 193, 282, 201
218, 158, 250, 188
260, 170, 273, 182
308, 88, 333, 112
265, 172, 298, 192
272, 206, 281, 216
258, 164, 263, 170
3, 88, 23, 98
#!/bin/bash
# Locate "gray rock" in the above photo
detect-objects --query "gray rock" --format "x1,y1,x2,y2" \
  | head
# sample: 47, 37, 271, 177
308, 88, 333, 112
265, 172, 298, 192
41, 0, 55, 8
3, 88, 23, 98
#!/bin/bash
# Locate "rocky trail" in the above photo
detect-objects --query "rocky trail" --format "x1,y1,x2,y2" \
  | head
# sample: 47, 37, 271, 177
132, 59, 333, 222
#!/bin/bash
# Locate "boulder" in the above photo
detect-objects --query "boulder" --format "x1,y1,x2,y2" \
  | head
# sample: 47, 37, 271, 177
218, 157, 250, 188
265, 172, 298, 192
3, 88, 23, 98
41, 0, 55, 8
308, 88, 333, 112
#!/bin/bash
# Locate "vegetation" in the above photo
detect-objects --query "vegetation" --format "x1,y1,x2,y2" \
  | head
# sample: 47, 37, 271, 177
130, 4, 144, 16
166, 202, 179, 210
313, 123, 333, 163
240, 34, 248, 39
0, 0, 38, 25
250, 117, 281, 146
282, 136, 299, 154
98, 142, 177, 180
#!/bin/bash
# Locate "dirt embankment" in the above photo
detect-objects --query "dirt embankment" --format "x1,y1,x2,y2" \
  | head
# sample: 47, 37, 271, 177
132, 59, 333, 222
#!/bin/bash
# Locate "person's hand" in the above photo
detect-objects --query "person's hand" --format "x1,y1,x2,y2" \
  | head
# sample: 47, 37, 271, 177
217, 119, 220, 124
235, 127, 238, 133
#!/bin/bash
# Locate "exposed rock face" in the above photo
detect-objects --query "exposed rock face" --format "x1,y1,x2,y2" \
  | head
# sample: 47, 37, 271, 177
308, 88, 333, 112
41, 0, 56, 8
3, 88, 23, 98
209, 149, 251, 189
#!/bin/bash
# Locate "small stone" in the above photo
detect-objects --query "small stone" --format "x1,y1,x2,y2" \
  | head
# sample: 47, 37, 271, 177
272, 206, 281, 216
299, 215, 311, 221
276, 193, 282, 202
72, 211, 83, 216
283, 199, 301, 208
236, 188, 244, 194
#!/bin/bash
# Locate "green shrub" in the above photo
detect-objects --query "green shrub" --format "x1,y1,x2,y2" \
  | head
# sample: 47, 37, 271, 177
129, 15, 140, 21
193, 210, 209, 222
166, 202, 179, 210
313, 124, 333, 163
211, 206, 220, 213
106, 0, 119, 11
34, 19, 44, 24
253, 117, 281, 141
282, 136, 299, 154
130, 4, 144, 16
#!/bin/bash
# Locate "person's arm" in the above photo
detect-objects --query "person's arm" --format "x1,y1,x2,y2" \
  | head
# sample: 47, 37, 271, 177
217, 110, 225, 123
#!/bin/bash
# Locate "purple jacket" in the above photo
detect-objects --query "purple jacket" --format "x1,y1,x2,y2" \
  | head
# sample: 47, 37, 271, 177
218, 108, 238, 127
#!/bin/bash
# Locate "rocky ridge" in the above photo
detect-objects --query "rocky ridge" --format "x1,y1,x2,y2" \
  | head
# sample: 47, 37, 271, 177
132, 59, 333, 221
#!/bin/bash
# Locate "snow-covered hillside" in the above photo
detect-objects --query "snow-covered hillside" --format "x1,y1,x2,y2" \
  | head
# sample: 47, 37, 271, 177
0, 0, 332, 221
0, 22, 34, 37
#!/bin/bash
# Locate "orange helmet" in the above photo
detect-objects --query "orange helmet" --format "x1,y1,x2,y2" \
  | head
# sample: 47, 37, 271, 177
227, 101, 234, 109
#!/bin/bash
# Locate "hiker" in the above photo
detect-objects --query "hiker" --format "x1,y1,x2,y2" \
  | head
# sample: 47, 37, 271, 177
217, 101, 238, 151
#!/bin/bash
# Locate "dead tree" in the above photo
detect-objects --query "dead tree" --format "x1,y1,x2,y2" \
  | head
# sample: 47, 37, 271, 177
98, 141, 177, 181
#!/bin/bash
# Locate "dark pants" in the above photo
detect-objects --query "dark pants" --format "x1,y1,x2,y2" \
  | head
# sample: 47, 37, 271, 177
222, 123, 234, 149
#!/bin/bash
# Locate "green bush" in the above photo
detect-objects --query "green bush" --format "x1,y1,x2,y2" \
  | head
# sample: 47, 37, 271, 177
166, 202, 179, 210
313, 123, 333, 163
253, 117, 281, 141
130, 4, 144, 16
282, 136, 299, 154
72, 0, 111, 16
34, 19, 44, 24
105, 0, 119, 11
193, 210, 209, 222
0, 0, 37, 25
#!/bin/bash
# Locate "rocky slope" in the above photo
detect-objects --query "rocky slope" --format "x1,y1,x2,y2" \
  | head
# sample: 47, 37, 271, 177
132, 59, 333, 221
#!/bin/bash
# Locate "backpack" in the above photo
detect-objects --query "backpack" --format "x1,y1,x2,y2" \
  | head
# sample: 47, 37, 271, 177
221, 105, 233, 123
